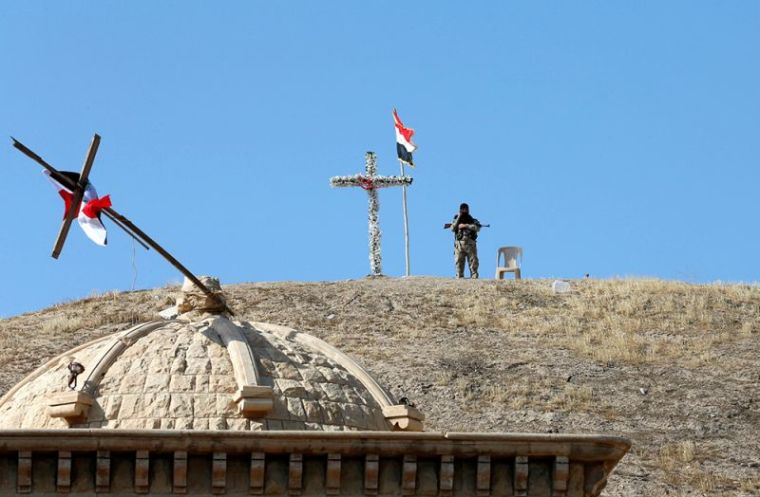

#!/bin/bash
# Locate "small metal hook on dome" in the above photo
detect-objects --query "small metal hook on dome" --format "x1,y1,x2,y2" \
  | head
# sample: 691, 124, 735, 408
67, 362, 85, 390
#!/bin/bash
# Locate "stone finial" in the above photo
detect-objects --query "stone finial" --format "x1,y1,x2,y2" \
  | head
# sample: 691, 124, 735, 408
176, 276, 227, 314
382, 404, 425, 432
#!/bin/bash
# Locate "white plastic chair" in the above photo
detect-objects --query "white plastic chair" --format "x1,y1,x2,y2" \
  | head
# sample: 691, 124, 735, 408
496, 246, 523, 280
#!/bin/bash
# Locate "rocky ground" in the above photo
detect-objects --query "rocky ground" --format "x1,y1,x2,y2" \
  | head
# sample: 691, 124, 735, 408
1, 277, 758, 496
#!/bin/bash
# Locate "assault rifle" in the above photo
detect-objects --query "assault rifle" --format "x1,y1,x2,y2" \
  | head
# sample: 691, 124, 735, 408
443, 223, 490, 229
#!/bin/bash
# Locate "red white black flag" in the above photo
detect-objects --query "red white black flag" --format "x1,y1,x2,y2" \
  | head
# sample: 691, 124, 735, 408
393, 108, 417, 166
44, 171, 111, 246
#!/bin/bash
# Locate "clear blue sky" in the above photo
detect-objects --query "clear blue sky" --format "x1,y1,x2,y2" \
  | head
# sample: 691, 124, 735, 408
2, 2, 759, 317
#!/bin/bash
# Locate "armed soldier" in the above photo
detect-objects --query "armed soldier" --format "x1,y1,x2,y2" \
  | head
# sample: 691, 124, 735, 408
451, 202, 480, 279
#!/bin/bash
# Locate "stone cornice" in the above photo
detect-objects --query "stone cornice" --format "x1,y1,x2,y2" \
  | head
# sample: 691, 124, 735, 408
0, 430, 630, 496
0, 430, 630, 462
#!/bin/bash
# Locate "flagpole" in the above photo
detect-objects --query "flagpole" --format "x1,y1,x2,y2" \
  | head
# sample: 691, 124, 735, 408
399, 160, 411, 277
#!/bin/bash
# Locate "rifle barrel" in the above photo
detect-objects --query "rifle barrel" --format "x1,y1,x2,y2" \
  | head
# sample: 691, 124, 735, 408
443, 223, 490, 229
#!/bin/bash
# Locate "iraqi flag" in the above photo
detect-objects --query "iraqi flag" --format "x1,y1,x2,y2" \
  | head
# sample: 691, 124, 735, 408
44, 171, 112, 246
393, 108, 417, 166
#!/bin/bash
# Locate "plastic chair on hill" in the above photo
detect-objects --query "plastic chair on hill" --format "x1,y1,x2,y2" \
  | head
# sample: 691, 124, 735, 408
495, 246, 523, 280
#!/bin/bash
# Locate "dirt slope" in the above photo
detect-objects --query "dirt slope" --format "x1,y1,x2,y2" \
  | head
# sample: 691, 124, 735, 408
1, 278, 758, 496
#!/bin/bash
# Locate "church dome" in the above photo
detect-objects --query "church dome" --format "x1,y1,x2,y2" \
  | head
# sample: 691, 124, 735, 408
0, 315, 422, 432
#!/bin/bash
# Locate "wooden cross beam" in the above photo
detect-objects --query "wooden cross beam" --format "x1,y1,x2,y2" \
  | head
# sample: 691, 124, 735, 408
11, 137, 149, 253
11, 135, 234, 315
52, 134, 100, 259
330, 151, 412, 276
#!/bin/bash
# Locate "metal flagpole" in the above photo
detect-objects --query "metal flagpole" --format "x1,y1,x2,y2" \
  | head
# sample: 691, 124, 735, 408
399, 160, 411, 277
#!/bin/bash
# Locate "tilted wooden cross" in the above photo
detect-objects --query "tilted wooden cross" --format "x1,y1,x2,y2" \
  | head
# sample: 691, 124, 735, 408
51, 134, 101, 258
12, 134, 233, 314
330, 151, 412, 276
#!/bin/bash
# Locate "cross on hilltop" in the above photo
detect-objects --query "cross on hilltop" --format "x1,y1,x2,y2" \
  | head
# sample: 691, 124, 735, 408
330, 152, 412, 276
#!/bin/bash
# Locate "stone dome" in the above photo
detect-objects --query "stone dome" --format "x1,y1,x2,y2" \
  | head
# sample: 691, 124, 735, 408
0, 315, 422, 432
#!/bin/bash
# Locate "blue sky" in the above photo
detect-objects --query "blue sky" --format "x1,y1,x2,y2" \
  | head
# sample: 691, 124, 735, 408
2, 2, 759, 317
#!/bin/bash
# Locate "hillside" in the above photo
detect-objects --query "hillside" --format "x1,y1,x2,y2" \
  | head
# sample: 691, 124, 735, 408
1, 278, 758, 496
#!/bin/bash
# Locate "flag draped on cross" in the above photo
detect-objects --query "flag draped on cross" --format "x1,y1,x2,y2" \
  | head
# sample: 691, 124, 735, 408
12, 134, 234, 314
44, 170, 111, 246
393, 109, 417, 166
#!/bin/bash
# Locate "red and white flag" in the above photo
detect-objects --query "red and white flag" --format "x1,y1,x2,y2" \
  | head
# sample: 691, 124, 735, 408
393, 108, 417, 166
44, 171, 111, 246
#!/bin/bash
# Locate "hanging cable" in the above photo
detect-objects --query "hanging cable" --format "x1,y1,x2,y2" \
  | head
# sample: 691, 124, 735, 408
131, 237, 138, 291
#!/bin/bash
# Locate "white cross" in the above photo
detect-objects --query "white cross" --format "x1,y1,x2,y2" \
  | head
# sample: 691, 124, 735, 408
330, 151, 412, 276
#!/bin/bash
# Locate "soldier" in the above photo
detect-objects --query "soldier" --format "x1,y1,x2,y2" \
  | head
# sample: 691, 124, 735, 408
451, 202, 480, 278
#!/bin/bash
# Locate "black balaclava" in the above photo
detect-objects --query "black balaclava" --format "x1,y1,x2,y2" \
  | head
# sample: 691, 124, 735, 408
458, 203, 474, 225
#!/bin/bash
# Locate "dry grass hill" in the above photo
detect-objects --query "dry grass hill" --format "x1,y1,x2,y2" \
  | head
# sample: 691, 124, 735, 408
1, 278, 758, 497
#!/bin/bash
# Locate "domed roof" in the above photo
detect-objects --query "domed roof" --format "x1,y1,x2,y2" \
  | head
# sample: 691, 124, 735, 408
0, 315, 419, 432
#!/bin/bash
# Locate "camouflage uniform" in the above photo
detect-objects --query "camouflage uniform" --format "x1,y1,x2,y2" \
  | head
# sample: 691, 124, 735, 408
451, 214, 480, 278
